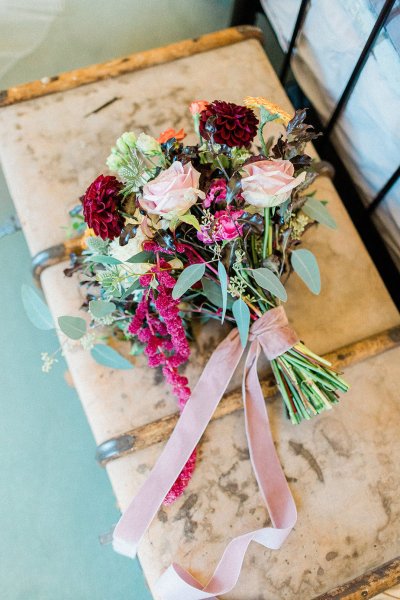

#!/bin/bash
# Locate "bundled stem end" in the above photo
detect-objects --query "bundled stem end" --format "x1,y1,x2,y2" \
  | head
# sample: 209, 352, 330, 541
272, 344, 350, 425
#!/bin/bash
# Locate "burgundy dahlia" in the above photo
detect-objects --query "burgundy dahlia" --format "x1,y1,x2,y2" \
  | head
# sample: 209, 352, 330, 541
82, 175, 124, 240
199, 100, 258, 148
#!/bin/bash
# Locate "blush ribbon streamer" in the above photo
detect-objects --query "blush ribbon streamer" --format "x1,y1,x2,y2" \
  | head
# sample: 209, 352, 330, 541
113, 306, 299, 599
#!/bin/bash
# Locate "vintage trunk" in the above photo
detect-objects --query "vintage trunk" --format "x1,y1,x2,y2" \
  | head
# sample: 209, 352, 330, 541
0, 28, 399, 599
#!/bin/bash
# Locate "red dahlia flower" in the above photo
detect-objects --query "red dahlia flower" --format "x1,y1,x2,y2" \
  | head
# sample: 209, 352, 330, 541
82, 175, 124, 240
199, 100, 258, 147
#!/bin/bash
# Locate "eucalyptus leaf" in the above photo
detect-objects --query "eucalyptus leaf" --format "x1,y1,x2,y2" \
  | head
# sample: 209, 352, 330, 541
21, 284, 54, 330
89, 300, 116, 319
88, 255, 122, 265
91, 344, 133, 369
232, 298, 250, 348
251, 268, 287, 302
179, 213, 201, 231
303, 198, 337, 229
58, 316, 87, 340
126, 250, 154, 264
217, 261, 228, 323
291, 249, 321, 294
120, 279, 141, 300
172, 263, 205, 300
202, 278, 234, 310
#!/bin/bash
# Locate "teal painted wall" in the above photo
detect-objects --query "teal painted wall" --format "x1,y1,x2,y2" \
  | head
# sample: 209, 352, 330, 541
0, 2, 232, 598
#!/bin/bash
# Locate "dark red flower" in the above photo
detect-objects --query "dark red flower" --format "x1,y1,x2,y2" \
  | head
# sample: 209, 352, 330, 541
199, 100, 258, 147
82, 175, 124, 240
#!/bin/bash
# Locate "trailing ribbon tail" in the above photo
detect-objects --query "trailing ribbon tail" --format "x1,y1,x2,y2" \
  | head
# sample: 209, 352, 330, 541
112, 326, 245, 559
113, 307, 298, 600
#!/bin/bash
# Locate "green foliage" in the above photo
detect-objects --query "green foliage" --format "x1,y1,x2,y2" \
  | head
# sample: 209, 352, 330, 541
118, 154, 155, 196
86, 255, 122, 265
251, 268, 287, 302
107, 131, 165, 197
21, 285, 54, 330
302, 198, 337, 229
179, 213, 201, 231
126, 251, 154, 264
202, 278, 234, 310
232, 298, 250, 348
89, 300, 116, 319
91, 344, 133, 369
63, 212, 86, 239
291, 249, 321, 294
120, 280, 141, 300
96, 266, 125, 300
172, 263, 206, 299
58, 316, 87, 340
85, 236, 109, 255
217, 261, 228, 323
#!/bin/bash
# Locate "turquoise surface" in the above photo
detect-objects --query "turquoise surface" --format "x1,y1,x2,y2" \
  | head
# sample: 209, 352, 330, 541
0, 2, 231, 598
0, 168, 152, 598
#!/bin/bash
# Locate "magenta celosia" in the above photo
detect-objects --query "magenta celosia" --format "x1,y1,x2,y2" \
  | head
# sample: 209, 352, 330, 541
128, 260, 194, 503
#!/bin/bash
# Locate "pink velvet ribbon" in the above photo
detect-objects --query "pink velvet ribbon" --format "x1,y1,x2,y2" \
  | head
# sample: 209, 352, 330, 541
113, 306, 299, 599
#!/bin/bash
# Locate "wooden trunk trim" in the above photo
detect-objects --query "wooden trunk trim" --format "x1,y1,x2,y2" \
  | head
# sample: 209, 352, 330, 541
313, 555, 400, 599
96, 325, 400, 465
0, 27, 263, 108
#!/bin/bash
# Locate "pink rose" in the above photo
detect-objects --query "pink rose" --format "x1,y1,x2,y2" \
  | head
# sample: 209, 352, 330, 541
241, 159, 306, 208
140, 161, 205, 217
197, 209, 244, 244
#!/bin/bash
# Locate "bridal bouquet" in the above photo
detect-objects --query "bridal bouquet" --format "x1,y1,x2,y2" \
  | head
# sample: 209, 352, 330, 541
57, 97, 348, 503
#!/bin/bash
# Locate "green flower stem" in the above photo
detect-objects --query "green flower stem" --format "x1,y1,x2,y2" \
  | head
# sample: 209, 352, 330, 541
216, 155, 230, 180
238, 268, 275, 310
236, 270, 268, 311
271, 359, 298, 424
295, 341, 332, 367
263, 207, 270, 259
287, 350, 349, 391
268, 223, 273, 256
258, 125, 268, 156
251, 235, 258, 267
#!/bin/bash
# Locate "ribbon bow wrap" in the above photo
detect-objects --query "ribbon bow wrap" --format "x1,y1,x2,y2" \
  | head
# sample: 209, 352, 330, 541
113, 306, 299, 600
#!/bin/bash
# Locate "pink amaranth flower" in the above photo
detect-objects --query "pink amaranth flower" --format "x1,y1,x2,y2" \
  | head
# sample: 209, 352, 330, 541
197, 209, 245, 244
203, 178, 227, 208
128, 260, 194, 503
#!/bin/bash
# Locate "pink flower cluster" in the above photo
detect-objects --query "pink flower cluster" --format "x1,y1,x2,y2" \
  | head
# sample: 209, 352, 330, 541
203, 178, 227, 208
128, 260, 195, 503
197, 209, 245, 244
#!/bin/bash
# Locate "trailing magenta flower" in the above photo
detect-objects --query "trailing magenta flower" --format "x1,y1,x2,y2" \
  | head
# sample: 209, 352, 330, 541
203, 178, 227, 208
82, 175, 124, 240
241, 159, 306, 208
140, 161, 205, 218
198, 209, 244, 244
199, 100, 258, 147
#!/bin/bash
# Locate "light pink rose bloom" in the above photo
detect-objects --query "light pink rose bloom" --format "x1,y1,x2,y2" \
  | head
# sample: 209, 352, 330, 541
140, 161, 205, 218
241, 159, 306, 208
